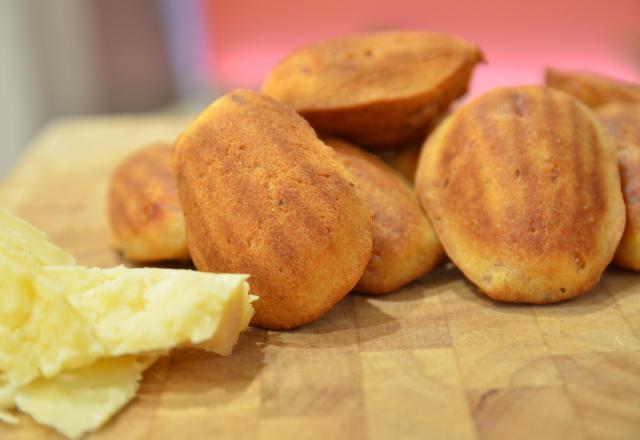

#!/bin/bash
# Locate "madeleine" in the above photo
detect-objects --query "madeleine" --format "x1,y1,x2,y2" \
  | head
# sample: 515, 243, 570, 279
108, 143, 189, 262
325, 137, 443, 294
546, 68, 640, 108
263, 31, 483, 149
174, 90, 373, 329
416, 86, 625, 303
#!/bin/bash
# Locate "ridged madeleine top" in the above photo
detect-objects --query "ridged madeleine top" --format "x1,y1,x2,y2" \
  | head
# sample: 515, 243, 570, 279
416, 86, 625, 303
263, 31, 483, 110
173, 90, 373, 329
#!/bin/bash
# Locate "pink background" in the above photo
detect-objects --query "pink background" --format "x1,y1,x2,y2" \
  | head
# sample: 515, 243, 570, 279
201, 0, 640, 99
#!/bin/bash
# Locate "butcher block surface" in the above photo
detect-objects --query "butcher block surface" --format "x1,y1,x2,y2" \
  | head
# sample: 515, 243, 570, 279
1, 115, 639, 439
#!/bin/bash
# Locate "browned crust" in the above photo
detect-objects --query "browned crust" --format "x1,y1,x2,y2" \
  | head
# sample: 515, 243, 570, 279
107, 142, 189, 262
263, 31, 483, 148
597, 103, 640, 270
545, 68, 640, 109
415, 85, 626, 303
174, 90, 373, 329
324, 137, 443, 294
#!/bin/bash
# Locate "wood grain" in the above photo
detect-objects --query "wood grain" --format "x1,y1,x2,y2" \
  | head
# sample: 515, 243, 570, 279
1, 116, 639, 439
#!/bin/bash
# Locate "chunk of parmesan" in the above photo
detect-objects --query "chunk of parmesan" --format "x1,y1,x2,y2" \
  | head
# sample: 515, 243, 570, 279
0, 247, 104, 408
0, 208, 255, 438
47, 266, 254, 357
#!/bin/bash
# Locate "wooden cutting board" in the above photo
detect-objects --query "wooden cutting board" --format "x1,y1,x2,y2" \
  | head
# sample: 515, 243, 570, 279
1, 116, 639, 440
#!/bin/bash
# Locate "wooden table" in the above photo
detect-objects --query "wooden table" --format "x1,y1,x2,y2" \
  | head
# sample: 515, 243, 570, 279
1, 116, 639, 439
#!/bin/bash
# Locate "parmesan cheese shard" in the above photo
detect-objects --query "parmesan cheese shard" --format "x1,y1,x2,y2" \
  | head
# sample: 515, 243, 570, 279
14, 356, 156, 440
0, 208, 75, 266
0, 247, 105, 408
0, 207, 256, 438
47, 266, 255, 357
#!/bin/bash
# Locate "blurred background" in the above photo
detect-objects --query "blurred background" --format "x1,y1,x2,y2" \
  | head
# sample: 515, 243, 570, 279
1, 0, 639, 177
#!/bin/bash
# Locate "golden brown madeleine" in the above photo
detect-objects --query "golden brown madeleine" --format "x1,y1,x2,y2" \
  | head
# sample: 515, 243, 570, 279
263, 31, 483, 149
416, 86, 625, 303
324, 137, 443, 294
545, 68, 640, 109
108, 143, 189, 262
597, 103, 640, 270
174, 90, 373, 329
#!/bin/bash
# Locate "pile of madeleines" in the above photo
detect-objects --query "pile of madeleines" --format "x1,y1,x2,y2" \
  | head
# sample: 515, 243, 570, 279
107, 31, 640, 330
